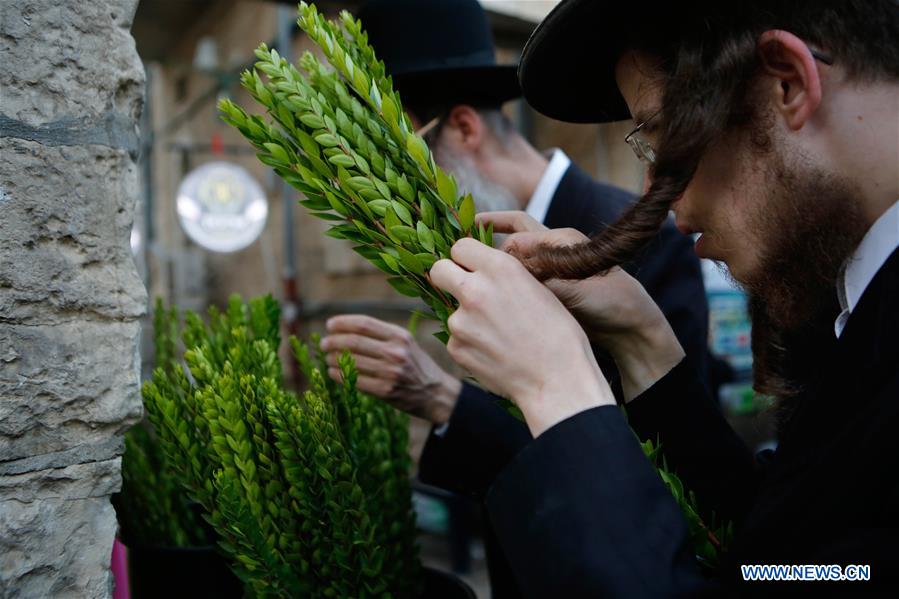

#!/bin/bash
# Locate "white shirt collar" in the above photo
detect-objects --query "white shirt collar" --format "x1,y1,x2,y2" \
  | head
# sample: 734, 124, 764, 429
834, 200, 899, 337
525, 149, 572, 225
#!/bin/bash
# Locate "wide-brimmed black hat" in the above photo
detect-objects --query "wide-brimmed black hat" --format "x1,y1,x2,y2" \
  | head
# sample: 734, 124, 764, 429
519, 0, 739, 124
518, 0, 637, 124
357, 0, 521, 115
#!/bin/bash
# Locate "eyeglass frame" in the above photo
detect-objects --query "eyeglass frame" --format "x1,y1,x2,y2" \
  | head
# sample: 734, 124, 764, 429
623, 48, 834, 166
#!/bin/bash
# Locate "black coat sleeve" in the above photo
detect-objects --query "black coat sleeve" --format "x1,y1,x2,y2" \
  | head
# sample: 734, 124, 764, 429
485, 404, 713, 598
625, 359, 763, 523
418, 381, 532, 498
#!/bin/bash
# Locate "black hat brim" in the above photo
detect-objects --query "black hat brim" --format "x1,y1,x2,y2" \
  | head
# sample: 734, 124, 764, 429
394, 65, 521, 114
519, 0, 632, 124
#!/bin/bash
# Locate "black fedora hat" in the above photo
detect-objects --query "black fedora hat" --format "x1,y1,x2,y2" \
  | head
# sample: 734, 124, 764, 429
519, 0, 741, 124
518, 0, 635, 124
357, 0, 521, 115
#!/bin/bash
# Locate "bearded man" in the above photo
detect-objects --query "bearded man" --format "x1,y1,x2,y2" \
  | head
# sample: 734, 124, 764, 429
429, 0, 899, 595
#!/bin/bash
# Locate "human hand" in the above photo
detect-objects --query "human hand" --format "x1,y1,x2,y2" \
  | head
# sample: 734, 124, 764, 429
430, 238, 615, 437
320, 315, 461, 425
479, 213, 685, 400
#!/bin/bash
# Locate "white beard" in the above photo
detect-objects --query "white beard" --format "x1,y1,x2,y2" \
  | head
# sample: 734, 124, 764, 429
432, 143, 520, 214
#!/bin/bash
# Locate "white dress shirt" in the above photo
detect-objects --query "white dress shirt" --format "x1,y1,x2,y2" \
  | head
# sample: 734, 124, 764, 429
525, 149, 572, 225
834, 200, 899, 337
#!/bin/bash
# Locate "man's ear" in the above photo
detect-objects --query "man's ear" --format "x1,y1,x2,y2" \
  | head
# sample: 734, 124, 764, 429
757, 30, 823, 131
445, 105, 486, 151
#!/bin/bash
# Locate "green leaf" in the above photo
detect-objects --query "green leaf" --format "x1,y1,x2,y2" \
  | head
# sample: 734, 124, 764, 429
390, 201, 413, 226
263, 142, 290, 165
386, 277, 420, 297
388, 225, 417, 243
418, 195, 436, 228
296, 129, 321, 158
378, 253, 400, 273
324, 190, 349, 216
366, 199, 390, 216
314, 133, 340, 147
372, 178, 391, 201
416, 222, 435, 252
353, 153, 371, 175
396, 248, 424, 275
369, 81, 382, 110
300, 114, 326, 129
348, 176, 375, 191
414, 253, 436, 269
380, 94, 398, 127
458, 194, 475, 231
405, 135, 431, 173
327, 154, 356, 168
396, 175, 414, 203
435, 169, 457, 206
384, 205, 402, 232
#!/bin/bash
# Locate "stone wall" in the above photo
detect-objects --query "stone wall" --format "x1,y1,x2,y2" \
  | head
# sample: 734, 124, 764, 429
0, 1, 147, 597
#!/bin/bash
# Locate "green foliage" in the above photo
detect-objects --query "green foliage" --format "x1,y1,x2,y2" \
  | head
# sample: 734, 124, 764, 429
113, 299, 208, 549
638, 436, 733, 571
142, 295, 421, 597
114, 422, 208, 548
219, 2, 496, 340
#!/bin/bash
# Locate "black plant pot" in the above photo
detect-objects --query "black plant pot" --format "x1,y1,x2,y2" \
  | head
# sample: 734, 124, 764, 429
421, 566, 477, 599
125, 543, 243, 599
126, 546, 471, 599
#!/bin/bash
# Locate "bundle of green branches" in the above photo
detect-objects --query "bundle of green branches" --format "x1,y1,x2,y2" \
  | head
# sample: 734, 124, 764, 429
142, 295, 420, 597
219, 2, 731, 569
219, 2, 492, 343
113, 303, 208, 548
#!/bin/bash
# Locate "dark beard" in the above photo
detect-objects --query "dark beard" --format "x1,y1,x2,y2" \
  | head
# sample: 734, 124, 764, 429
736, 151, 868, 404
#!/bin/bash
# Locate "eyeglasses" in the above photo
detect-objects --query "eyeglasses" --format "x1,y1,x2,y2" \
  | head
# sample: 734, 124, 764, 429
624, 109, 660, 166
624, 48, 834, 166
415, 116, 442, 139
415, 110, 452, 145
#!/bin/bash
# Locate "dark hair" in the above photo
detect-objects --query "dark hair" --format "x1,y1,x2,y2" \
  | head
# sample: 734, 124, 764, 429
524, 0, 899, 282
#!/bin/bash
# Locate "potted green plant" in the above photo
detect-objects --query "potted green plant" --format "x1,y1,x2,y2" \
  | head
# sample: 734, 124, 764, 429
112, 302, 243, 598
138, 295, 472, 597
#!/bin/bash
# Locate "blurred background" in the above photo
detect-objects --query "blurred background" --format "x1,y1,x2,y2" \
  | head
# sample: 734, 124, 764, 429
129, 1, 764, 594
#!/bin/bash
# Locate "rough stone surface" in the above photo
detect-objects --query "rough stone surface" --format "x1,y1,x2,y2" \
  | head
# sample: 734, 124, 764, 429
0, 0, 144, 129
0, 141, 146, 324
1, 1, 146, 596
0, 320, 143, 462
0, 461, 121, 598
0, 437, 124, 477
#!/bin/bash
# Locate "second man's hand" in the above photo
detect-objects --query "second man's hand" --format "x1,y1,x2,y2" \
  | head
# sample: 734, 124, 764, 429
320, 314, 461, 425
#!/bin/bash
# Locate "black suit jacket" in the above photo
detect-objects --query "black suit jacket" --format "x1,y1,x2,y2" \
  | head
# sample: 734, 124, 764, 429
485, 247, 899, 597
418, 163, 710, 596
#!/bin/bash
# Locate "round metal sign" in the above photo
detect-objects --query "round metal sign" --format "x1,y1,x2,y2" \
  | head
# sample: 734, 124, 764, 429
176, 161, 268, 253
